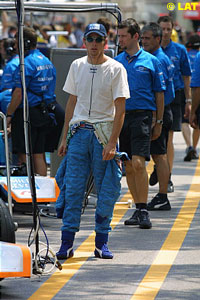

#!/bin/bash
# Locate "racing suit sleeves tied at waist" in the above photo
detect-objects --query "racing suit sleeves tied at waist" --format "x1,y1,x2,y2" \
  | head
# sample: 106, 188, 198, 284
66, 121, 129, 161
93, 121, 113, 148
66, 121, 114, 149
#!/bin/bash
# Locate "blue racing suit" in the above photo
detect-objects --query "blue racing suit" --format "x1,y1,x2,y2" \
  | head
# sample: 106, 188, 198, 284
56, 125, 122, 234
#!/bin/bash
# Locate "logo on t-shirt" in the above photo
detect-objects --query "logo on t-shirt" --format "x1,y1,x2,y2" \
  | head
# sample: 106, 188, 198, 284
89, 67, 97, 74
136, 66, 149, 73
170, 55, 179, 62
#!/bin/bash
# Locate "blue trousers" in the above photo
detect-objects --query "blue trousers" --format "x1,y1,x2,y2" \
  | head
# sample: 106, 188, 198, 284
56, 128, 122, 234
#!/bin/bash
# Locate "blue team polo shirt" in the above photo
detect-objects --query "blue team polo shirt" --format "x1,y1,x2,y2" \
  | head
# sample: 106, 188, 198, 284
162, 40, 191, 91
152, 47, 175, 106
13, 49, 56, 107
187, 49, 199, 73
1, 54, 19, 90
190, 52, 200, 87
0, 55, 19, 113
115, 48, 166, 111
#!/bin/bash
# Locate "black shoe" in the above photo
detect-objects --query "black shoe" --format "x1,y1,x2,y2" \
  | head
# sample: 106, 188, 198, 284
192, 149, 199, 160
167, 180, 174, 193
147, 194, 171, 211
149, 165, 158, 186
138, 210, 152, 229
184, 146, 194, 162
124, 209, 140, 225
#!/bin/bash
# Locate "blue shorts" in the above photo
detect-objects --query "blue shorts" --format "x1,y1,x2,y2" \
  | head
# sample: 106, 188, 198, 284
119, 110, 153, 161
170, 89, 184, 131
150, 104, 173, 155
11, 108, 46, 154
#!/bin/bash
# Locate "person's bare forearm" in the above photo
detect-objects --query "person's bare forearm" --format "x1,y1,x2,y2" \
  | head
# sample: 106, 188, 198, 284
155, 91, 164, 121
151, 91, 164, 140
7, 87, 22, 115
108, 97, 125, 146
61, 94, 77, 142
102, 97, 125, 160
183, 75, 191, 100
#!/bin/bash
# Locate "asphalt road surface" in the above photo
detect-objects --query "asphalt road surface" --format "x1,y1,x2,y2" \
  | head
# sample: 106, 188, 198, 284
1, 132, 200, 300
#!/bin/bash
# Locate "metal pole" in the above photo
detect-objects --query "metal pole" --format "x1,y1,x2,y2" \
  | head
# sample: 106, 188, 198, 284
0, 112, 12, 216
17, 0, 39, 255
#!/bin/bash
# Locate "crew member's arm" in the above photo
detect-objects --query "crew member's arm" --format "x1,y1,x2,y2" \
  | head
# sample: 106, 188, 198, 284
6, 87, 22, 126
57, 94, 77, 157
102, 97, 125, 161
183, 75, 192, 119
190, 87, 200, 129
151, 91, 164, 141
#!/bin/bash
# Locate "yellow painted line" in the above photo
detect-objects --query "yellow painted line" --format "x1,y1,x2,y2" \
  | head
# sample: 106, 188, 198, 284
28, 160, 153, 300
28, 202, 129, 300
131, 159, 200, 300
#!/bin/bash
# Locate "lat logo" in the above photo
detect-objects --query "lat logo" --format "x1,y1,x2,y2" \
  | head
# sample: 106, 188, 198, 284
167, 2, 200, 11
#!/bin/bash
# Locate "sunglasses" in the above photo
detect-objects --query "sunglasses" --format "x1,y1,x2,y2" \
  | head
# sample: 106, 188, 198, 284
86, 36, 105, 43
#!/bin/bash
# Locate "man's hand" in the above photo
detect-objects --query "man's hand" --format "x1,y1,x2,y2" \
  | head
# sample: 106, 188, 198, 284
6, 116, 12, 137
6, 116, 12, 127
189, 112, 198, 129
102, 142, 116, 160
58, 140, 67, 157
184, 102, 191, 119
151, 123, 162, 140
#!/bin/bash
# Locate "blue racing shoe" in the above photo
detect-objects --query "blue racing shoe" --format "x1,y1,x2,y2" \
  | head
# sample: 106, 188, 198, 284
56, 242, 74, 260
94, 243, 113, 259
94, 232, 113, 259
56, 231, 75, 260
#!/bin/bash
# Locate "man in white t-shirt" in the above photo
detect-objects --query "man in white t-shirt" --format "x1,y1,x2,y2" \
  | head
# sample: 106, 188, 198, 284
55, 23, 130, 260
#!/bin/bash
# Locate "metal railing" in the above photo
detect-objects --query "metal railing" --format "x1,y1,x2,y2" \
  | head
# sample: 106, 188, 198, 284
0, 112, 12, 216
0, 2, 121, 20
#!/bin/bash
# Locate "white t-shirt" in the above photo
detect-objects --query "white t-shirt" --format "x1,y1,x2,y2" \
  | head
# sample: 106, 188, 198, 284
63, 56, 130, 124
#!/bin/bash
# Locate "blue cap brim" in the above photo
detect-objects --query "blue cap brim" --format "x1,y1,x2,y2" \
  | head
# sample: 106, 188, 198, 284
84, 30, 106, 37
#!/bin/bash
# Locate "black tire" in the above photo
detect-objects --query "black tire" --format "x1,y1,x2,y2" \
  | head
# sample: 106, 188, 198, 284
0, 198, 15, 243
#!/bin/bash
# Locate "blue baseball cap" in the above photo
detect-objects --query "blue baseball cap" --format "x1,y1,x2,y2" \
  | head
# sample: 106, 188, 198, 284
84, 23, 107, 37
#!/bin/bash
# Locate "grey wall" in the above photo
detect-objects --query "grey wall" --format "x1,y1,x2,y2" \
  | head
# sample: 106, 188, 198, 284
50, 48, 114, 177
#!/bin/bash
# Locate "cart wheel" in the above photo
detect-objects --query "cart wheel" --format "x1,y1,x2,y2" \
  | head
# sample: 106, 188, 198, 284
0, 198, 15, 243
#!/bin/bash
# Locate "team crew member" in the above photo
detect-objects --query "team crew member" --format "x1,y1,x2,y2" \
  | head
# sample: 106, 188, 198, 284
0, 38, 19, 165
141, 22, 175, 211
185, 34, 200, 160
190, 52, 200, 130
0, 38, 19, 113
55, 23, 130, 260
115, 18, 165, 229
6, 27, 57, 176
156, 16, 191, 192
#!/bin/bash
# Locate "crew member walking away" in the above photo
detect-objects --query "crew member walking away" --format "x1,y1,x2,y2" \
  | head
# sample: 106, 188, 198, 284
154, 16, 191, 192
190, 51, 200, 131
55, 23, 130, 260
185, 34, 200, 160
141, 22, 175, 211
115, 18, 165, 229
